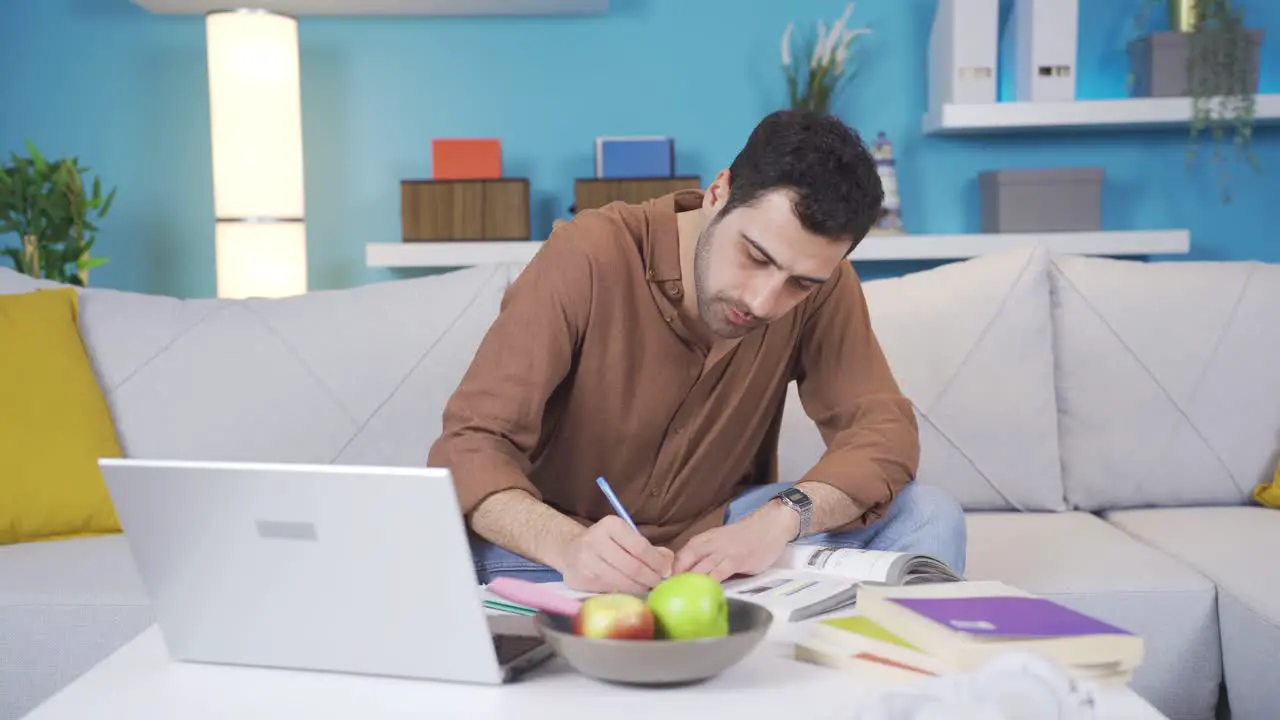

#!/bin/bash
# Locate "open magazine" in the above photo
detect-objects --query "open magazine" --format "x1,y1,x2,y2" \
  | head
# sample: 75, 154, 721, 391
719, 545, 963, 622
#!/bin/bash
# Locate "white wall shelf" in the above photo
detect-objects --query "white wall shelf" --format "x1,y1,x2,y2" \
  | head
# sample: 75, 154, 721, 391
131, 0, 607, 15
923, 94, 1280, 135
366, 230, 1190, 268
850, 229, 1188, 260
368, 241, 544, 267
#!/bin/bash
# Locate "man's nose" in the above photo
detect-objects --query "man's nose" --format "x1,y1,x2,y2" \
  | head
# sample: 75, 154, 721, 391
745, 278, 786, 320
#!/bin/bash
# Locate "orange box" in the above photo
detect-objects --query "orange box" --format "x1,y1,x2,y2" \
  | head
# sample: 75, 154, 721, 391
432, 138, 502, 180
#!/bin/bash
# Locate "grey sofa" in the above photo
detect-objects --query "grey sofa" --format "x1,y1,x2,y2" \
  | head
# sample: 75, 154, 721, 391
1, 243, 1277, 719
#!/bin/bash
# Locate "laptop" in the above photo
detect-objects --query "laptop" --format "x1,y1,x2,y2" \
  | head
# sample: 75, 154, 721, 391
97, 458, 554, 684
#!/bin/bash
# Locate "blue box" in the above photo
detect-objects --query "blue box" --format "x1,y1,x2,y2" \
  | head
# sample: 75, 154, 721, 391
595, 136, 674, 179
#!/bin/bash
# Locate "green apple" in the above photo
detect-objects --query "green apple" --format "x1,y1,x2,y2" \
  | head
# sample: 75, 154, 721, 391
646, 572, 730, 640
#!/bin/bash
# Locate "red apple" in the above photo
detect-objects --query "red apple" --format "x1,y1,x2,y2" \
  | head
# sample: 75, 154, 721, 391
574, 593, 656, 640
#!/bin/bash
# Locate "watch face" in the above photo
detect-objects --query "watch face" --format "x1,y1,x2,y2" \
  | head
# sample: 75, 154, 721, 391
781, 487, 811, 507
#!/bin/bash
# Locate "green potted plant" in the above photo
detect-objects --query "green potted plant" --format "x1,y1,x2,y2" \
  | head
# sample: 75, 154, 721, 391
1128, 0, 1264, 203
780, 2, 872, 115
0, 140, 116, 286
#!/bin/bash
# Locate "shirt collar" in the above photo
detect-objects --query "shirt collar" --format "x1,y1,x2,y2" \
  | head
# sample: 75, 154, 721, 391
643, 189, 704, 284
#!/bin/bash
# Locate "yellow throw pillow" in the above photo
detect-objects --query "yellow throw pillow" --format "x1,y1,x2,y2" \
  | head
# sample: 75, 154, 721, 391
0, 287, 124, 543
1253, 460, 1280, 509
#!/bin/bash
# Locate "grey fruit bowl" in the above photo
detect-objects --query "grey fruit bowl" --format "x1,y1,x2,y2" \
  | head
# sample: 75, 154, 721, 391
534, 598, 774, 686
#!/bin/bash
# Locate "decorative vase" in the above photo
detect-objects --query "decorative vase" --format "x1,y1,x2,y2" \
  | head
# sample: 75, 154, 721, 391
1169, 0, 1197, 32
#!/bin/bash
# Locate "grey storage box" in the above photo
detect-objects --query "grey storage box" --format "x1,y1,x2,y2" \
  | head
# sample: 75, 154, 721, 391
1128, 29, 1263, 98
979, 167, 1104, 233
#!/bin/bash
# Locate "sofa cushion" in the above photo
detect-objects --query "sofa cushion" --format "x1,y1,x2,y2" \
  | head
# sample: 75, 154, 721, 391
0, 534, 147, 608
72, 263, 520, 466
965, 511, 1220, 719
0, 535, 153, 719
0, 287, 125, 544
1105, 507, 1280, 720
780, 244, 1064, 511
1050, 255, 1280, 510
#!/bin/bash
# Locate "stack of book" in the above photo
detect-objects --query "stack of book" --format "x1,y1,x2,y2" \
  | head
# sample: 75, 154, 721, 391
794, 580, 1144, 686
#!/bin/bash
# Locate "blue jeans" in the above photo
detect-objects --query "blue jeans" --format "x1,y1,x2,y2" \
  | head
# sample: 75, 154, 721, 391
468, 481, 968, 584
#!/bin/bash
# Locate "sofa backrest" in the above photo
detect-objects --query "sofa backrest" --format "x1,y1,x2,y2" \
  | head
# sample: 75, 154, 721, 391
1048, 254, 1280, 511
777, 244, 1068, 513
3, 245, 1072, 517
8, 244, 1275, 518
0, 263, 523, 468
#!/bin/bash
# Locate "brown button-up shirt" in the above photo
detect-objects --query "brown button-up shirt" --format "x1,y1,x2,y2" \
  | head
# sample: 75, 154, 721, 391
428, 190, 918, 550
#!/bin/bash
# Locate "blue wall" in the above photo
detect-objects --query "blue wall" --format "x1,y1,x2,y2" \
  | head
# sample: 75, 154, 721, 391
1, 0, 1277, 297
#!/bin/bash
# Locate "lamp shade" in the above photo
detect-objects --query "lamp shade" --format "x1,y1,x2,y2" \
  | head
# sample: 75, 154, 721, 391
206, 9, 307, 298
214, 222, 307, 300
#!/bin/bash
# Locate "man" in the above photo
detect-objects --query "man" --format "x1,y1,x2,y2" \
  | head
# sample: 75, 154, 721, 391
427, 110, 967, 594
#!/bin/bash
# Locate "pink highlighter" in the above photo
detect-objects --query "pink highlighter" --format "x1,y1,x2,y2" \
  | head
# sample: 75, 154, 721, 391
488, 577, 584, 618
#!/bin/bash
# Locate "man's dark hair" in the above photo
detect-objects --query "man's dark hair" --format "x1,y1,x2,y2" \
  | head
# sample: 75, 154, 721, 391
721, 109, 884, 249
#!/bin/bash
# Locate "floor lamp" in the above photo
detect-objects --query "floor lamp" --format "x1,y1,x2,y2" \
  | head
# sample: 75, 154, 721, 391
205, 8, 308, 299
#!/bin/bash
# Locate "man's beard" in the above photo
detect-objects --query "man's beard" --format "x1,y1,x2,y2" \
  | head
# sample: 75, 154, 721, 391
693, 225, 757, 339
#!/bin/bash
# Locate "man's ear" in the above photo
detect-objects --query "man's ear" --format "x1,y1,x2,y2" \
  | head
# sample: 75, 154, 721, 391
704, 169, 731, 210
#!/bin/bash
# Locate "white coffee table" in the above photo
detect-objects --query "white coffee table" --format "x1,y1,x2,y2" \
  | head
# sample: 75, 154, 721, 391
24, 620, 1168, 719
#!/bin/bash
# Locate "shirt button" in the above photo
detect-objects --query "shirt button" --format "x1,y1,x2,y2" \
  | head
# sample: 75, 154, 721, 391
673, 426, 683, 434
667, 282, 682, 297
650, 488, 659, 497
664, 315, 673, 323
646, 268, 655, 279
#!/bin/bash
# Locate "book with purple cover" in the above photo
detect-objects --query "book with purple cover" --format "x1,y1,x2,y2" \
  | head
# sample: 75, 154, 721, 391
888, 596, 1135, 639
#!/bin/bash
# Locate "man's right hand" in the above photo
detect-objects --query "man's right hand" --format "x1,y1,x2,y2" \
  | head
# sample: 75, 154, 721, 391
560, 516, 674, 594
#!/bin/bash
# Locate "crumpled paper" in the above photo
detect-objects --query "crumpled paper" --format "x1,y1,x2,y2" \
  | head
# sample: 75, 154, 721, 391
851, 651, 1099, 720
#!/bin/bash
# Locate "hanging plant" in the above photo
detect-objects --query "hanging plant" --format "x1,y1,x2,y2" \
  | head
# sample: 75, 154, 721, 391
1131, 0, 1263, 203
780, 3, 872, 116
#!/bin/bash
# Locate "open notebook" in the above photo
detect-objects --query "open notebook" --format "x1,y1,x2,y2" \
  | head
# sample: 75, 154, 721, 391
481, 544, 962, 623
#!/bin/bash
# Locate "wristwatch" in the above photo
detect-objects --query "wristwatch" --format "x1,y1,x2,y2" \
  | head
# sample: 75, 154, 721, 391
772, 486, 813, 541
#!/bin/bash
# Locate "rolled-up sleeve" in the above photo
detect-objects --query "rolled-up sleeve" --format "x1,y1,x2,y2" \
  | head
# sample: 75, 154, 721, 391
426, 226, 593, 516
794, 261, 919, 528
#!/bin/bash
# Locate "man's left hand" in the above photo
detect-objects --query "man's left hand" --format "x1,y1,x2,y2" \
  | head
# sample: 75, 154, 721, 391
671, 500, 798, 581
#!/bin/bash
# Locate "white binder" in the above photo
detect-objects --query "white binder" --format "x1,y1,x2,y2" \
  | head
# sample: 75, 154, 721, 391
928, 0, 999, 108
1010, 0, 1079, 102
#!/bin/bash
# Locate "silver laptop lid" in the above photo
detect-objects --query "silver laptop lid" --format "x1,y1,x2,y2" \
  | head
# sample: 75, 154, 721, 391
98, 458, 508, 684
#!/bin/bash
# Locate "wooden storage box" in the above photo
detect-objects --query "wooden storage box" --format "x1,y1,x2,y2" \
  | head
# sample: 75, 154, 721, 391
400, 178, 529, 242
573, 176, 701, 213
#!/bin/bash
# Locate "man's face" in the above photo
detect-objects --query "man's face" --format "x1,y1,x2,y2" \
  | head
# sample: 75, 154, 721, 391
693, 187, 851, 339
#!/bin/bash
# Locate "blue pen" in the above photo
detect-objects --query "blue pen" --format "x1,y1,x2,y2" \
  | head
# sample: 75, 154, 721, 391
595, 476, 639, 533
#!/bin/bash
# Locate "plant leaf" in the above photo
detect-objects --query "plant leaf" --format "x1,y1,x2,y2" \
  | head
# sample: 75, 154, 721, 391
26, 140, 47, 175
100, 187, 117, 217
